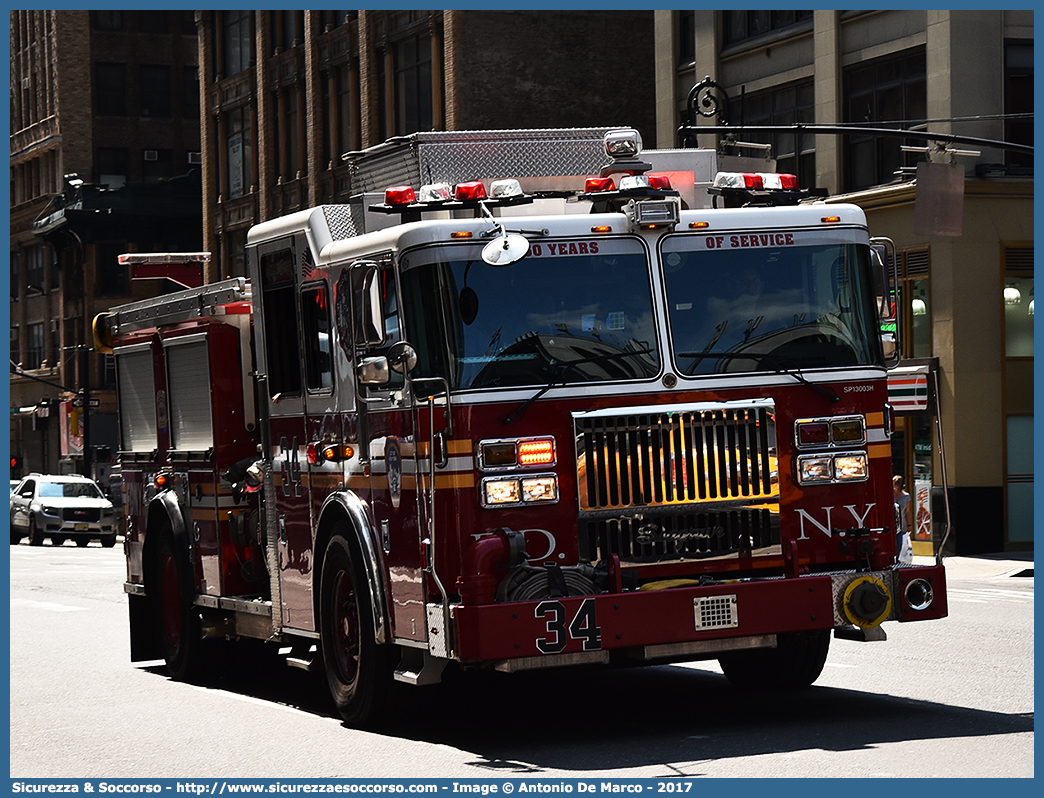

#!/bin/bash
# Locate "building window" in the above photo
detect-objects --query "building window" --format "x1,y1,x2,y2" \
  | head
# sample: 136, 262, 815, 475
92, 11, 123, 30
143, 149, 173, 183
183, 67, 200, 119
140, 65, 171, 118
96, 63, 127, 116
723, 11, 812, 47
843, 50, 926, 191
1005, 40, 1033, 169
1004, 247, 1034, 358
321, 11, 355, 30
26, 245, 45, 293
285, 88, 302, 177
337, 63, 355, 158
96, 147, 129, 189
225, 105, 254, 198
223, 11, 251, 78
25, 323, 44, 370
11, 327, 19, 363
97, 243, 128, 298
139, 11, 169, 34
678, 10, 695, 65
11, 253, 19, 299
395, 35, 432, 136
899, 248, 931, 358
728, 81, 815, 187
274, 11, 303, 52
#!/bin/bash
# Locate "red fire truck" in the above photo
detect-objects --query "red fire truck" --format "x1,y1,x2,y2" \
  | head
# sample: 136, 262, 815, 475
102, 128, 947, 726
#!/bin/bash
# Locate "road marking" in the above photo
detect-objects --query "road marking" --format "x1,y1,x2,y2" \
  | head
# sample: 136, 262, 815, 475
11, 598, 87, 613
949, 588, 1033, 603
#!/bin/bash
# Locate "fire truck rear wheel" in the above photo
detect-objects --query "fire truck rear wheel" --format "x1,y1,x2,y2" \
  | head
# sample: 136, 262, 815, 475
147, 533, 204, 681
718, 629, 831, 690
319, 534, 391, 726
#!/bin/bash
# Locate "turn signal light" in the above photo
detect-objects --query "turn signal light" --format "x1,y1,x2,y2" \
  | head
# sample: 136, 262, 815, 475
479, 436, 557, 470
153, 472, 177, 489
518, 439, 555, 466
321, 444, 355, 463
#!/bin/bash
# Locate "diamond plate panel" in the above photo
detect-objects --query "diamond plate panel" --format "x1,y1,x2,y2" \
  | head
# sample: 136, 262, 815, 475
321, 204, 362, 241
347, 128, 622, 193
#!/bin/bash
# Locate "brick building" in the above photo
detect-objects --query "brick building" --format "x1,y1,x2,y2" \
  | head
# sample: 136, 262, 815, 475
194, 10, 655, 280
9, 10, 202, 478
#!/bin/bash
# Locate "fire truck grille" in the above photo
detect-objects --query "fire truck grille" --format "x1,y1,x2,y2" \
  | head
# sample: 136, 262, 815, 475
574, 402, 779, 564
575, 402, 777, 510
579, 507, 779, 564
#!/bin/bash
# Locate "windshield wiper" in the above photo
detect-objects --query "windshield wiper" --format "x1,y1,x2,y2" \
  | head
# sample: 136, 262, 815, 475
500, 347, 654, 424
677, 350, 840, 403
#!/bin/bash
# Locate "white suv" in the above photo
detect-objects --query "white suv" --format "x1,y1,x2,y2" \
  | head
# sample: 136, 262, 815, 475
10, 474, 117, 547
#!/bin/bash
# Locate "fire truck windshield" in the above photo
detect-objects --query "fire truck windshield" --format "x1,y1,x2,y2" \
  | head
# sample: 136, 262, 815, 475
661, 232, 884, 376
399, 238, 659, 391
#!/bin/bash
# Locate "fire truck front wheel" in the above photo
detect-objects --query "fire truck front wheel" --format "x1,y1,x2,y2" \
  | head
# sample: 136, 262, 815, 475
718, 630, 831, 690
146, 533, 204, 681
319, 534, 391, 726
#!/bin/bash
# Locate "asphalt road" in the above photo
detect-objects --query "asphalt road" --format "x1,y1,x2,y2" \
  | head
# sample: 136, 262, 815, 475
8, 541, 1034, 779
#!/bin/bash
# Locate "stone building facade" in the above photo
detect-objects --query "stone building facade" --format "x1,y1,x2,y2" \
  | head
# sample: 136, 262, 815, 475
9, 10, 202, 478
194, 10, 655, 280
653, 10, 1034, 553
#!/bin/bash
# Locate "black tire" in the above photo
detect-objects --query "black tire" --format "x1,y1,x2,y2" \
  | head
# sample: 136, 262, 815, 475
51, 536, 66, 546
76, 538, 90, 547
719, 630, 831, 690
319, 533, 391, 726
100, 533, 117, 548
146, 533, 204, 681
28, 518, 44, 546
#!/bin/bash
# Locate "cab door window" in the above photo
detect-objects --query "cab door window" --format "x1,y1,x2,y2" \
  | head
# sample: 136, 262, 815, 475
259, 246, 301, 398
302, 282, 333, 391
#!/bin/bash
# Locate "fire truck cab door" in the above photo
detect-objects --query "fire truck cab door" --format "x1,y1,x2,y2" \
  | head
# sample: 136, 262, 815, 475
354, 261, 427, 644
254, 234, 331, 632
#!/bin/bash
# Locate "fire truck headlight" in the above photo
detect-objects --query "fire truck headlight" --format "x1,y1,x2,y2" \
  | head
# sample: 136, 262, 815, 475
797, 455, 833, 485
834, 453, 868, 481
521, 476, 558, 503
483, 478, 521, 506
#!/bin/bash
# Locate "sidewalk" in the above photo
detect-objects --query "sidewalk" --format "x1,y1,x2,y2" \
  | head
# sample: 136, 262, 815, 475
913, 551, 1034, 579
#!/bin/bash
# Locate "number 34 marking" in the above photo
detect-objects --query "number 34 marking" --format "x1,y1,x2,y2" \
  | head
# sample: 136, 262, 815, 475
535, 599, 602, 654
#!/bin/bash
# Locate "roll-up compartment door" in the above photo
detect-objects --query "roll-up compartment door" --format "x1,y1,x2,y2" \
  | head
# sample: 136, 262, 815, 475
115, 345, 158, 452
165, 335, 214, 451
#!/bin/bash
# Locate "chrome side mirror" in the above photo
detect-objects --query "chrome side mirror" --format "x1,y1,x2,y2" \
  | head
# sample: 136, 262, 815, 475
358, 356, 390, 385
387, 342, 418, 375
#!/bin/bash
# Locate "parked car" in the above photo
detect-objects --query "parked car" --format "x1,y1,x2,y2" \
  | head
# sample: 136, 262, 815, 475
9, 474, 117, 547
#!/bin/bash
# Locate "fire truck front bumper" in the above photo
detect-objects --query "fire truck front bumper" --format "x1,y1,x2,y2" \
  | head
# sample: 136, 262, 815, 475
450, 564, 947, 666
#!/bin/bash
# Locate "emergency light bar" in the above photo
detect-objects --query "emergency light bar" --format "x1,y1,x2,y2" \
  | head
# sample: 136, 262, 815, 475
371, 179, 534, 216
709, 171, 807, 207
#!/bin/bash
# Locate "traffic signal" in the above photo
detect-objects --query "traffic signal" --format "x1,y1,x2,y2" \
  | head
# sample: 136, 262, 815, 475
11, 454, 23, 474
